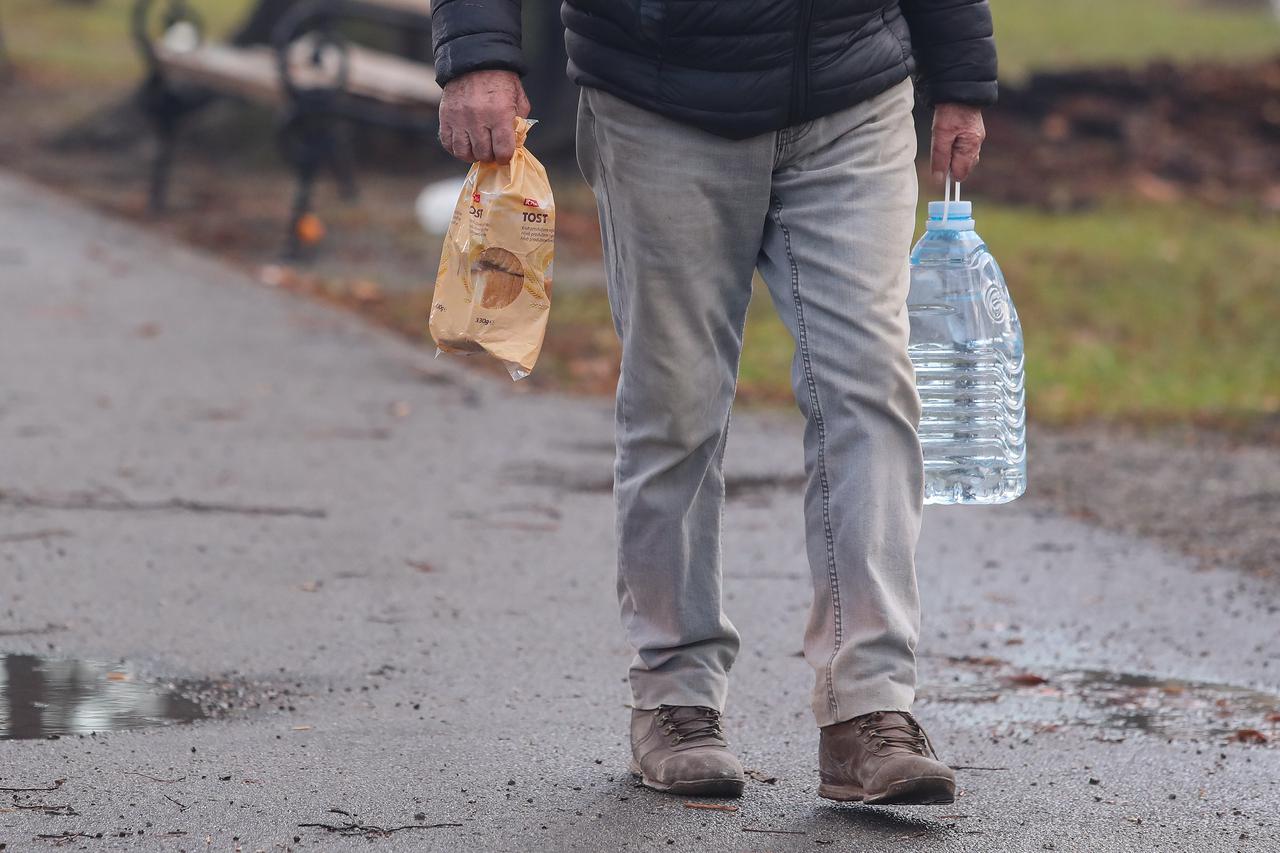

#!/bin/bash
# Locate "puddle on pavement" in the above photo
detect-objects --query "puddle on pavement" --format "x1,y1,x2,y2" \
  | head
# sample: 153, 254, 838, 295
0, 654, 205, 740
921, 665, 1280, 743
1068, 670, 1280, 739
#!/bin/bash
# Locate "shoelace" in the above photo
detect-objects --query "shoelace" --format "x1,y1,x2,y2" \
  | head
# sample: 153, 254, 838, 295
856, 711, 930, 756
656, 705, 725, 745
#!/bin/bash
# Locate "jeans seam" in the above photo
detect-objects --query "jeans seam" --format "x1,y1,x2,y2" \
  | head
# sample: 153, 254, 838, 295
588, 94, 629, 339
788, 120, 815, 149
771, 194, 842, 722
589, 92, 635, 648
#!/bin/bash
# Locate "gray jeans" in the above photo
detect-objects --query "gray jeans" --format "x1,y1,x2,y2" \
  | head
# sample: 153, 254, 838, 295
576, 80, 923, 728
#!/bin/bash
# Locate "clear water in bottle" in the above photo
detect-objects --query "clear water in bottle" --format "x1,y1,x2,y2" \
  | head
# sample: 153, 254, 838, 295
908, 196, 1026, 504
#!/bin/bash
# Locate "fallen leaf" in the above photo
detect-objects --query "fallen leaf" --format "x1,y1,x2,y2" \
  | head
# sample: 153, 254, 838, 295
298, 580, 322, 593
134, 322, 162, 338
292, 725, 313, 732
406, 560, 435, 573
389, 401, 412, 418
1005, 673, 1049, 687
106, 671, 129, 682
948, 655, 1006, 667
258, 264, 301, 289
1230, 728, 1268, 745
350, 280, 383, 302
745, 769, 777, 784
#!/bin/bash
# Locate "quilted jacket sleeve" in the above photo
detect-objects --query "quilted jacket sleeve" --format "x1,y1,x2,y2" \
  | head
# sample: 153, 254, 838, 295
899, 0, 998, 105
431, 0, 526, 87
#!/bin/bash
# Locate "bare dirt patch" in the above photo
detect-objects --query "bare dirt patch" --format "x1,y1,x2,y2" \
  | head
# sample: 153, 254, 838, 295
978, 56, 1280, 209
1031, 425, 1280, 578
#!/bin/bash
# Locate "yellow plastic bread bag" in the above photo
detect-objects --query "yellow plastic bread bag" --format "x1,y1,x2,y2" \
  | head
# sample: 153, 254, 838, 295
430, 117, 554, 380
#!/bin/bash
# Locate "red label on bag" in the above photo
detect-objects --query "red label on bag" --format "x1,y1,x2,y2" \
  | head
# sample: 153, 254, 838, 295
523, 198, 540, 208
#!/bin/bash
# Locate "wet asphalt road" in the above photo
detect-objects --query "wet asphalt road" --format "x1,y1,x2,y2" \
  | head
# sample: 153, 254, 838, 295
0, 172, 1277, 852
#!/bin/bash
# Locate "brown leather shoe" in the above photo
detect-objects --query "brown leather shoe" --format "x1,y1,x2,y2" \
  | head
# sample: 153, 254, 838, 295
818, 711, 956, 805
630, 706, 746, 797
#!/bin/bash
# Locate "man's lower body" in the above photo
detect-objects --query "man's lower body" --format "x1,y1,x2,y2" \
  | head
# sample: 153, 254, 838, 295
577, 79, 952, 803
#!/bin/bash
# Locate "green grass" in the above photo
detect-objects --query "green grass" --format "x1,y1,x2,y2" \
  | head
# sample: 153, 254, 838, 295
726, 200, 1280, 425
993, 0, 1280, 80
3, 0, 255, 83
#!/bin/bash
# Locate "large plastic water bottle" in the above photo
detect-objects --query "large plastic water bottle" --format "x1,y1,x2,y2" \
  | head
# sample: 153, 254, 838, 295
907, 180, 1026, 505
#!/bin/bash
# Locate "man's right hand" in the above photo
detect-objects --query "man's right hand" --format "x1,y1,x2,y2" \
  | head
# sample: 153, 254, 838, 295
438, 70, 531, 165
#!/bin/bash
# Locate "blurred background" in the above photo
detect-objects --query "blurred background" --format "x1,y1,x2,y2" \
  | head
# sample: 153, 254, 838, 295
1, 0, 1277, 572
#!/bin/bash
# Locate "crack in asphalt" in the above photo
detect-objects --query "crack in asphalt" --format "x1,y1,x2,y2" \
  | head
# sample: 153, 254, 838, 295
0, 490, 327, 519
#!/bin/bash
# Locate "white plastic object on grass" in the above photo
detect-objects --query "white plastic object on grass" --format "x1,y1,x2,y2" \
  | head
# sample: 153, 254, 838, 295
415, 176, 467, 236
161, 21, 201, 54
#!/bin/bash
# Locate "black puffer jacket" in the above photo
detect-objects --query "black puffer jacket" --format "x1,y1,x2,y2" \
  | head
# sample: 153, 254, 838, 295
432, 0, 997, 139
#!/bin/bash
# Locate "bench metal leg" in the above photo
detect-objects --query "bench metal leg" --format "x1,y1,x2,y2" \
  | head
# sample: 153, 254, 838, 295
285, 157, 319, 260
278, 109, 327, 259
278, 107, 361, 258
137, 73, 206, 215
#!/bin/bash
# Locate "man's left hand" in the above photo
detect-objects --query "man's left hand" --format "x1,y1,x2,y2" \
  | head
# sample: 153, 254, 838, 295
930, 104, 986, 184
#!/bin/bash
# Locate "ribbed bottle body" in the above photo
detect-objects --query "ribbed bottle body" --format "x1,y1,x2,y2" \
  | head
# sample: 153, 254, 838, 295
908, 228, 1026, 505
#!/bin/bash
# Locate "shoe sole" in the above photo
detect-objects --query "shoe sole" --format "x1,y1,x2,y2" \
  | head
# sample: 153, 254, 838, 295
818, 775, 955, 806
629, 761, 746, 798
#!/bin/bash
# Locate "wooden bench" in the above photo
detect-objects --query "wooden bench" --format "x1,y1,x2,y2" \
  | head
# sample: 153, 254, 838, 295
133, 0, 441, 255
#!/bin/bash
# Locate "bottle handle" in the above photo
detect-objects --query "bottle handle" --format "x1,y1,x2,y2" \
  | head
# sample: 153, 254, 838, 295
942, 170, 961, 223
